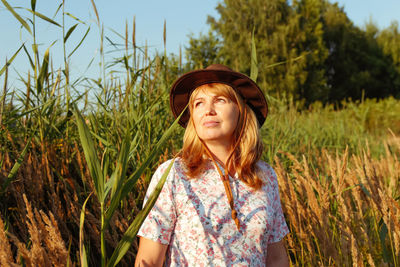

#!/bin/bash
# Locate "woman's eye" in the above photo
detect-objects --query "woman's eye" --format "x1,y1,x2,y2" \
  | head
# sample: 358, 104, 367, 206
216, 98, 226, 103
194, 101, 203, 107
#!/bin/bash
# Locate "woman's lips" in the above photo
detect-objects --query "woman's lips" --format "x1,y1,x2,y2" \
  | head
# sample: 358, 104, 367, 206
203, 121, 219, 127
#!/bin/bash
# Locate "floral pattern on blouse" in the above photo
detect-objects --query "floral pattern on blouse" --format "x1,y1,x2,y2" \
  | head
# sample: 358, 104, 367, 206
137, 158, 289, 266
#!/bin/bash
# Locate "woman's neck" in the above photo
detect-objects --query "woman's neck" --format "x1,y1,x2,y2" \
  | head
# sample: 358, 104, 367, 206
203, 141, 232, 166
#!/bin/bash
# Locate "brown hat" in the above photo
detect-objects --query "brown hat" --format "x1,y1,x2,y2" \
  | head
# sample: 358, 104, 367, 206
170, 64, 268, 127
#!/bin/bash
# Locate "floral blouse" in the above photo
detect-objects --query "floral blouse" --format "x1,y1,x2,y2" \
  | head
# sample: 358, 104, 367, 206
137, 158, 289, 266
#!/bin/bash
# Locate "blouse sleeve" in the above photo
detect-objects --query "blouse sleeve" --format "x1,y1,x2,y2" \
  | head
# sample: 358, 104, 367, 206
137, 160, 177, 245
265, 165, 289, 244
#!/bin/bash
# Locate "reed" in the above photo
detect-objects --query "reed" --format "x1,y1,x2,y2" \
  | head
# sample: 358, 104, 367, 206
274, 135, 400, 266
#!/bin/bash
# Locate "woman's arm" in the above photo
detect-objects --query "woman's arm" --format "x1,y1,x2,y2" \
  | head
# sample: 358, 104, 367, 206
265, 240, 289, 267
135, 237, 168, 267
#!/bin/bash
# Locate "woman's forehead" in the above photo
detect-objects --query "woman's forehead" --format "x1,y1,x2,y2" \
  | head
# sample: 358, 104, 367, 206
191, 84, 233, 100
192, 90, 223, 99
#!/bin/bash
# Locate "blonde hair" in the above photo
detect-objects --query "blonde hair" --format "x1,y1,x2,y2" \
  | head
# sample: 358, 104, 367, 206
180, 83, 264, 189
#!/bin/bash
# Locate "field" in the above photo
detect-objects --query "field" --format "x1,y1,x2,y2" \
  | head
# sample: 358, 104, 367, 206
1, 2, 400, 266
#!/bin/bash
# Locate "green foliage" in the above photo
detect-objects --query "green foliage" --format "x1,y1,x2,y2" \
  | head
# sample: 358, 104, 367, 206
74, 107, 106, 203
322, 2, 398, 102
107, 158, 176, 266
0, 0, 32, 34
0, 133, 34, 194
262, 96, 400, 165
185, 30, 222, 69
292, 0, 329, 103
375, 21, 400, 96
0, 1, 182, 265
74, 103, 182, 266
0, 44, 23, 76
205, 0, 330, 101
186, 0, 400, 103
208, 0, 300, 98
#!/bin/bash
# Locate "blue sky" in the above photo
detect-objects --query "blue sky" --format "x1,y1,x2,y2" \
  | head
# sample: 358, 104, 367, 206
0, 0, 399, 88
336, 0, 399, 28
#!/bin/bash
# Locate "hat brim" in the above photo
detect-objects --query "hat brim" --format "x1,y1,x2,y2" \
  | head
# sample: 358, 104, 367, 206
170, 69, 268, 127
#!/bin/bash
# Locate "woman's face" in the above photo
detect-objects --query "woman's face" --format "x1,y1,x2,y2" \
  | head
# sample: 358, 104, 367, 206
191, 88, 239, 147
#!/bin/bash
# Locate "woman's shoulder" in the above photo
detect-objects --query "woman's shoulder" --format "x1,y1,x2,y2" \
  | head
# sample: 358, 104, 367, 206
256, 160, 277, 184
148, 158, 187, 190
155, 157, 186, 176
256, 160, 274, 173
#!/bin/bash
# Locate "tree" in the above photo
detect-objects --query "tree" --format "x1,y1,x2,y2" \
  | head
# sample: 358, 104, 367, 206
185, 0, 400, 103
322, 2, 398, 101
206, 0, 330, 103
292, 0, 329, 103
207, 0, 296, 97
375, 21, 400, 97
185, 30, 222, 70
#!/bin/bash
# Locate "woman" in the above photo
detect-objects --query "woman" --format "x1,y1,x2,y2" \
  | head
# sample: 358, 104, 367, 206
135, 64, 289, 266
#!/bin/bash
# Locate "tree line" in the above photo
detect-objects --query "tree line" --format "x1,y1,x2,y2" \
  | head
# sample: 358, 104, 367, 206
184, 0, 400, 104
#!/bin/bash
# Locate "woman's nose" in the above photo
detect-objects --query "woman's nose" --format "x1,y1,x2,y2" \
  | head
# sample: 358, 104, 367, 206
205, 102, 216, 115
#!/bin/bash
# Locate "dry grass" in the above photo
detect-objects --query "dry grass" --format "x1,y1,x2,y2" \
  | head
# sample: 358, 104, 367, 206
1, 136, 399, 266
0, 194, 70, 267
275, 135, 400, 266
0, 215, 16, 267
0, 142, 139, 266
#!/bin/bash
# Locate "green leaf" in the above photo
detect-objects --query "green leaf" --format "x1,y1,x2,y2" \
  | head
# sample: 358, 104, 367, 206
89, 131, 112, 149
128, 92, 165, 132
54, 3, 63, 17
26, 9, 61, 27
128, 131, 140, 160
1, 0, 32, 34
31, 43, 38, 55
250, 27, 258, 82
64, 12, 86, 24
103, 131, 132, 227
68, 26, 90, 58
41, 98, 62, 139
379, 219, 391, 263
1, 130, 36, 194
0, 44, 23, 76
105, 36, 118, 49
22, 44, 35, 70
3, 104, 41, 126
74, 105, 105, 202
107, 159, 175, 267
264, 54, 306, 70
31, 0, 36, 11
37, 46, 50, 95
359, 183, 371, 197
79, 192, 93, 267
105, 105, 186, 226
64, 24, 78, 43
111, 132, 130, 198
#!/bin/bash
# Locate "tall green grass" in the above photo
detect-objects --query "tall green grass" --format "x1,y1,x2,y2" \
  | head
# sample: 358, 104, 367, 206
262, 96, 400, 165
0, 0, 184, 265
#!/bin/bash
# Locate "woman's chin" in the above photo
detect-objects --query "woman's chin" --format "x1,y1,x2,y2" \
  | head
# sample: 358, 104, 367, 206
200, 135, 232, 146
